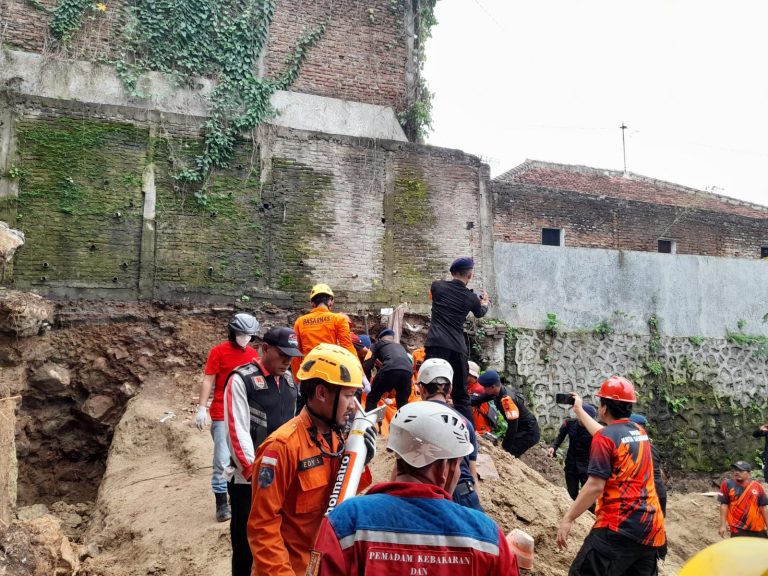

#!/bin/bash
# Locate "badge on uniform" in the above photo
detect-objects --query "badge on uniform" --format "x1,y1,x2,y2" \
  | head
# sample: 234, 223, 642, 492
253, 375, 267, 390
258, 449, 278, 488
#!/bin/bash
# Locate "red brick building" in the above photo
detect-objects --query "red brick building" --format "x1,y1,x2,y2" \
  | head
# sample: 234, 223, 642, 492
493, 160, 768, 259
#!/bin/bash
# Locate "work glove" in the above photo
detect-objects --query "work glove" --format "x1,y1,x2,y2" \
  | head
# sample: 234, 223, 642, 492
195, 405, 209, 430
363, 425, 377, 466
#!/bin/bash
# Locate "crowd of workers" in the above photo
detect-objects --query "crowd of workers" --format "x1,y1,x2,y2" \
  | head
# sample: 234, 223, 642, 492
193, 257, 768, 576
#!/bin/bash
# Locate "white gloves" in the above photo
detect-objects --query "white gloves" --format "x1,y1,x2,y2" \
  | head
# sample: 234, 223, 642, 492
195, 405, 210, 430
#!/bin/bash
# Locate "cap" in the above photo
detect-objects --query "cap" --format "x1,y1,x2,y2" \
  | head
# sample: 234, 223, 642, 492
359, 334, 372, 348
731, 460, 753, 472
449, 257, 475, 273
478, 370, 501, 387
378, 328, 395, 339
583, 404, 597, 418
263, 327, 304, 357
467, 361, 480, 378
629, 413, 648, 426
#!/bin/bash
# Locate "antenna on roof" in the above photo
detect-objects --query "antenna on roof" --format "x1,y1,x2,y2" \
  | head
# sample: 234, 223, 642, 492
620, 122, 628, 175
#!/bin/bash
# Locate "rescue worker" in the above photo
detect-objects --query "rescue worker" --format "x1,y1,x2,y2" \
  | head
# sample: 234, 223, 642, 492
248, 344, 375, 576
467, 360, 482, 394
629, 413, 668, 516
362, 328, 413, 411
310, 401, 519, 575
557, 377, 666, 576
753, 423, 768, 483
223, 326, 303, 576
471, 370, 540, 457
547, 404, 597, 501
291, 284, 357, 381
425, 256, 489, 423
196, 313, 260, 522
416, 358, 483, 510
718, 460, 768, 538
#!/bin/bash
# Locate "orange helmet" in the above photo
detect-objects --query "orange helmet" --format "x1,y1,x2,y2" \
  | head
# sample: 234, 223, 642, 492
595, 376, 636, 403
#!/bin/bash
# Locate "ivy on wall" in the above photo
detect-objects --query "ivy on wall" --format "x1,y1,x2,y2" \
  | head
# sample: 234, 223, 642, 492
41, 0, 325, 191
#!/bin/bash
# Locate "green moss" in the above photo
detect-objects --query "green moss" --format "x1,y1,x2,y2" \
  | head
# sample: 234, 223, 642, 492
392, 176, 434, 226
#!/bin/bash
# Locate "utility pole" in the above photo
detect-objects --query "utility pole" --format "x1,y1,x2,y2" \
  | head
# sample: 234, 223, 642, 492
620, 122, 628, 174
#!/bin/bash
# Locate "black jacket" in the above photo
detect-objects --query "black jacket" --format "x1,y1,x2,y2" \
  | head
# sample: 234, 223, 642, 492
551, 418, 593, 473
471, 385, 539, 435
425, 279, 488, 354
753, 428, 768, 457
362, 339, 412, 380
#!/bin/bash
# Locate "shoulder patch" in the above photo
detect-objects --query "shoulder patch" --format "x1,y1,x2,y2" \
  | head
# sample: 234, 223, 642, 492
299, 455, 323, 471
238, 364, 259, 376
257, 466, 275, 489
253, 375, 267, 390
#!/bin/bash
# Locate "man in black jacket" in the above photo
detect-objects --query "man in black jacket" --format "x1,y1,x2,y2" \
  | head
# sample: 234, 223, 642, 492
471, 370, 540, 457
754, 423, 768, 483
425, 257, 489, 422
363, 328, 413, 411
547, 404, 597, 501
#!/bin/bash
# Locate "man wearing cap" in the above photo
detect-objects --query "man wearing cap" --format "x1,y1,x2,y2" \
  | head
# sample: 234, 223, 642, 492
548, 404, 597, 502
291, 283, 357, 381
718, 460, 768, 539
223, 327, 304, 576
557, 377, 666, 576
425, 256, 490, 423
471, 370, 540, 457
362, 328, 413, 411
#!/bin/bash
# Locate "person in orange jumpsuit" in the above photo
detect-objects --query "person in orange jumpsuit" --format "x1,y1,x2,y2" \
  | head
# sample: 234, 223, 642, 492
291, 284, 357, 381
248, 344, 374, 576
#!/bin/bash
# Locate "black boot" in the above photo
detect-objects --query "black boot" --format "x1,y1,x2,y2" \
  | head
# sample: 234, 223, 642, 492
215, 492, 231, 522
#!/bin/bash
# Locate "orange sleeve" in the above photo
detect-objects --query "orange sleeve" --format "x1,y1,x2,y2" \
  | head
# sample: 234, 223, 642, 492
248, 439, 296, 576
335, 315, 358, 359
291, 318, 303, 382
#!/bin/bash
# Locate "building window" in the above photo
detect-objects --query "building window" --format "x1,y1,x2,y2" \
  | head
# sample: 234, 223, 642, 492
761, 246, 768, 259
542, 228, 562, 246
658, 239, 676, 254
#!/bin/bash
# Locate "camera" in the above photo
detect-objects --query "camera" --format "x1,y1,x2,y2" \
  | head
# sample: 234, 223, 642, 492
555, 392, 575, 405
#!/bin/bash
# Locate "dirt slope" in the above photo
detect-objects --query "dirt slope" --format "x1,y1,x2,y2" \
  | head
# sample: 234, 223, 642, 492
80, 370, 230, 576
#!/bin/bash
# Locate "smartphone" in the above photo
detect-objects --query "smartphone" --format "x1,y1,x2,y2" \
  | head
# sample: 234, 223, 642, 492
555, 392, 575, 405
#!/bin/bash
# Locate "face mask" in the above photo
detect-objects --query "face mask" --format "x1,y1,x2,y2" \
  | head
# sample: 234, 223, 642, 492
236, 334, 251, 348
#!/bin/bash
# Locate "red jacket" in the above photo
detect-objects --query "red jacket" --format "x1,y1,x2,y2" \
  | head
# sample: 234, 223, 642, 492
310, 482, 519, 576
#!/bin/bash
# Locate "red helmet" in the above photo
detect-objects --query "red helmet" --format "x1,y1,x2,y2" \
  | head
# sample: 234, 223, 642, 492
595, 376, 636, 403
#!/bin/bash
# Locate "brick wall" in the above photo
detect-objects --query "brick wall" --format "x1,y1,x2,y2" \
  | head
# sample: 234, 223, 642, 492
1, 0, 409, 111
493, 182, 768, 259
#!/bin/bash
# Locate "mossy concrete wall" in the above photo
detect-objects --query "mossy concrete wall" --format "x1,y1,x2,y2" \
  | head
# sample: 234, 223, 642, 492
503, 328, 768, 472
1, 106, 490, 307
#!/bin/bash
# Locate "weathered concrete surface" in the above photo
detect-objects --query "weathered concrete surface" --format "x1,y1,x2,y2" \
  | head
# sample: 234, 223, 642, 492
494, 243, 768, 337
0, 48, 406, 141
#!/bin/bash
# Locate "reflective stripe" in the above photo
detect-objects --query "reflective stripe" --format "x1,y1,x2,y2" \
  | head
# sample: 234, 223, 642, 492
262, 456, 278, 466
338, 529, 499, 556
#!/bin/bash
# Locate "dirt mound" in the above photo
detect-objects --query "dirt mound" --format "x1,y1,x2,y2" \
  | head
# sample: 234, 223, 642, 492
80, 370, 230, 576
0, 514, 81, 576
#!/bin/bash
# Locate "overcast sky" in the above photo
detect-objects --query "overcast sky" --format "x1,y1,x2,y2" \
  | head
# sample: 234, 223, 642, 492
423, 0, 768, 207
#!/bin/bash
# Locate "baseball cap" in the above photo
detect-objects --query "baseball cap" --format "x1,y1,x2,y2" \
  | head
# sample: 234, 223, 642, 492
263, 327, 304, 357
449, 257, 474, 273
629, 413, 648, 426
378, 328, 395, 339
478, 370, 501, 387
731, 460, 753, 472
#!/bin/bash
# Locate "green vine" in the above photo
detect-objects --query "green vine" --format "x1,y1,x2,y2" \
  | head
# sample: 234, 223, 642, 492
49, 0, 325, 191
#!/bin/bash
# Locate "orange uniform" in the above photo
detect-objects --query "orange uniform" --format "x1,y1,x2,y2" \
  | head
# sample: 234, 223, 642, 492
248, 409, 372, 576
291, 306, 356, 379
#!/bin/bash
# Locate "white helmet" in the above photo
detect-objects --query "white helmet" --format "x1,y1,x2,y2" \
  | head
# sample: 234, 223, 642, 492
467, 361, 480, 378
388, 401, 473, 467
417, 358, 453, 384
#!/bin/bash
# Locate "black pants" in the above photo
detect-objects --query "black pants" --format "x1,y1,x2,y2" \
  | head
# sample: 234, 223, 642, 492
425, 346, 471, 423
565, 467, 589, 501
732, 528, 768, 538
570, 529, 661, 576
365, 369, 412, 411
452, 479, 484, 512
228, 481, 253, 576
501, 422, 540, 458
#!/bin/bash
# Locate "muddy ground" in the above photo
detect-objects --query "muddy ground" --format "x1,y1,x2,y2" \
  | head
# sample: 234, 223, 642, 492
0, 300, 736, 575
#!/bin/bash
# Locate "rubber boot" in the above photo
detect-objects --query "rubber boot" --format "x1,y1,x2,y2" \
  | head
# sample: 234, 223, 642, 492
215, 492, 231, 522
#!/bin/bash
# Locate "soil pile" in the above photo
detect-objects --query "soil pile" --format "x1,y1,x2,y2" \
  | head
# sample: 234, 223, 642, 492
0, 514, 81, 576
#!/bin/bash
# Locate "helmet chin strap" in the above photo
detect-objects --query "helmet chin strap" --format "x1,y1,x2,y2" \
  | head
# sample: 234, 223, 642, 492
304, 387, 347, 458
